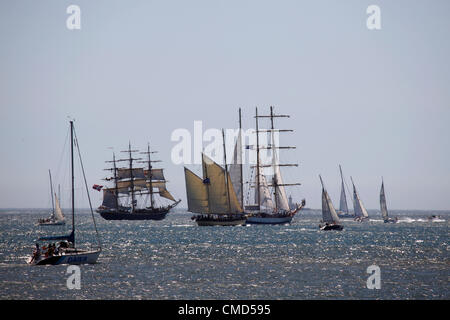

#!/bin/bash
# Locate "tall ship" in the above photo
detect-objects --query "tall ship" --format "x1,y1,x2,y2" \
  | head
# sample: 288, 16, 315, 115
336, 165, 354, 219
245, 107, 305, 224
319, 175, 344, 231
351, 177, 370, 222
96, 143, 181, 220
185, 129, 247, 226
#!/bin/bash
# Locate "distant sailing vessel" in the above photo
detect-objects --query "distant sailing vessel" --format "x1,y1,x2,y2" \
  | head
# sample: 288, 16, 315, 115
38, 170, 66, 226
380, 178, 397, 223
96, 143, 181, 220
184, 130, 246, 226
30, 121, 101, 265
336, 165, 354, 219
319, 175, 343, 231
351, 177, 369, 222
245, 107, 305, 225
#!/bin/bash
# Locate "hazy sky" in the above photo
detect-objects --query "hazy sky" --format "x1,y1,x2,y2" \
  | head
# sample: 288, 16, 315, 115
1, 0, 449, 210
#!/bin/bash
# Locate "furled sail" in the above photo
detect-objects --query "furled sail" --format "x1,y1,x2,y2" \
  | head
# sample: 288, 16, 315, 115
380, 180, 388, 219
229, 129, 243, 207
352, 180, 369, 218
184, 167, 209, 213
54, 193, 65, 222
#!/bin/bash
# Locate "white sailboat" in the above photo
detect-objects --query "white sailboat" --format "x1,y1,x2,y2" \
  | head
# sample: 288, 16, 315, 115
351, 177, 369, 222
336, 165, 354, 218
319, 175, 343, 231
29, 121, 101, 265
38, 170, 66, 226
380, 178, 397, 223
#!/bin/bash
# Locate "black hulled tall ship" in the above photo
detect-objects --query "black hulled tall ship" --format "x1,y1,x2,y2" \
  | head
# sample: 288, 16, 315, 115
96, 143, 181, 220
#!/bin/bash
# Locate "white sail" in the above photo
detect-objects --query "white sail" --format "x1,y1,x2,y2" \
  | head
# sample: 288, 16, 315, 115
380, 180, 388, 219
320, 176, 341, 224
273, 155, 290, 211
338, 166, 349, 214
54, 193, 65, 222
144, 168, 165, 181
229, 129, 243, 207
255, 171, 275, 211
352, 179, 369, 218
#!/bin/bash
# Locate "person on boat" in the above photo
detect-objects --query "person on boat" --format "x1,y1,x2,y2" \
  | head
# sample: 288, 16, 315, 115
31, 243, 41, 263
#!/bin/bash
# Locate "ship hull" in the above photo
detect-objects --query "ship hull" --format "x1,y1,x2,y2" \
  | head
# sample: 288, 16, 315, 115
38, 221, 66, 226
30, 249, 101, 265
246, 215, 293, 225
98, 209, 169, 221
320, 224, 344, 231
193, 215, 246, 226
384, 218, 397, 223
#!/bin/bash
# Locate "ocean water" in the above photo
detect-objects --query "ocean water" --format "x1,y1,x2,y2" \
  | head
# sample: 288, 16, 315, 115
0, 209, 448, 300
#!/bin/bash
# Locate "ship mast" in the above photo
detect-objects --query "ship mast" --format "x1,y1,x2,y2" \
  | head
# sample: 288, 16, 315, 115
139, 143, 160, 209
118, 142, 141, 213
255, 107, 261, 209
222, 129, 232, 213
70, 121, 75, 245
255, 106, 300, 212
238, 108, 244, 208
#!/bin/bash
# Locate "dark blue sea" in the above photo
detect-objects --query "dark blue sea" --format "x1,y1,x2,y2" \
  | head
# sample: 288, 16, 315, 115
0, 209, 448, 299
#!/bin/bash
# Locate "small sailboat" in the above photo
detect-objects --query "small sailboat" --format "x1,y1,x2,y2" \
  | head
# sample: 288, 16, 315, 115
319, 175, 343, 231
38, 171, 66, 226
96, 142, 181, 220
351, 177, 369, 222
185, 130, 247, 226
336, 165, 354, 218
29, 121, 101, 265
380, 178, 397, 223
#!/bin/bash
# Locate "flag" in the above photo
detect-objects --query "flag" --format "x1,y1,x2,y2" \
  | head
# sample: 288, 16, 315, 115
92, 184, 103, 191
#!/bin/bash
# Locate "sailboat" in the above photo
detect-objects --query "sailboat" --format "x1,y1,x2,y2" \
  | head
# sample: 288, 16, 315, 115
319, 175, 343, 231
184, 129, 247, 226
38, 170, 66, 226
380, 178, 397, 223
96, 142, 181, 220
336, 165, 354, 219
351, 177, 369, 222
245, 107, 305, 224
29, 121, 101, 265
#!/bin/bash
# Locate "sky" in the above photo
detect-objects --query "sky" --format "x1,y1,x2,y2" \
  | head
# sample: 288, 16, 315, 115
0, 0, 449, 210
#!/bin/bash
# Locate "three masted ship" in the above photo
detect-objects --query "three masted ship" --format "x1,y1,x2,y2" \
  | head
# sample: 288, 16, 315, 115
245, 106, 305, 224
97, 143, 181, 220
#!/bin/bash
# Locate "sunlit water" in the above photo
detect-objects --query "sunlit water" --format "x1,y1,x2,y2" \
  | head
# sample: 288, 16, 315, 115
0, 209, 448, 299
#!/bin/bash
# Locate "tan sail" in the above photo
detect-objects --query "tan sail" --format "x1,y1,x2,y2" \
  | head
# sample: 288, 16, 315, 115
184, 167, 209, 213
